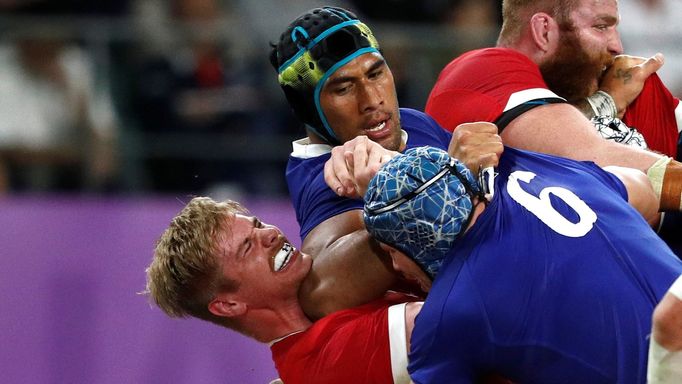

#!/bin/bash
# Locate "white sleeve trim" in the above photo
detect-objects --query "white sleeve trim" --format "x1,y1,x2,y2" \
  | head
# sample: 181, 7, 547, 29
388, 303, 411, 384
675, 102, 682, 133
290, 137, 332, 159
503, 88, 565, 112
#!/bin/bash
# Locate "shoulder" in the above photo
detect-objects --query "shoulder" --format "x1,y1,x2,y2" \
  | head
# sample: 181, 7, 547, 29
461, 47, 534, 63
286, 146, 363, 239
274, 297, 404, 384
437, 47, 538, 82
399, 108, 440, 129
286, 137, 331, 193
427, 48, 551, 130
285, 151, 328, 194
399, 108, 451, 149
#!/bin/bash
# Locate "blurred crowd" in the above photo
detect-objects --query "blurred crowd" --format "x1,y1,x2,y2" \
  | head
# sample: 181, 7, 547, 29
0, 0, 678, 198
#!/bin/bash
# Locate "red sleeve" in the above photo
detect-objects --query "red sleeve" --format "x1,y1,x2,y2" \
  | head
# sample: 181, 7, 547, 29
426, 48, 557, 132
271, 293, 414, 384
622, 73, 680, 157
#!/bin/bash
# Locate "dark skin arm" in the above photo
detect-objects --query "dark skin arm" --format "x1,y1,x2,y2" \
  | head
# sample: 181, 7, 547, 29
298, 209, 399, 320
308, 125, 502, 319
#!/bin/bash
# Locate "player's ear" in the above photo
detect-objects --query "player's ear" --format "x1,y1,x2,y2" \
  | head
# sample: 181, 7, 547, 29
208, 293, 247, 318
529, 12, 557, 52
379, 243, 408, 271
379, 242, 399, 255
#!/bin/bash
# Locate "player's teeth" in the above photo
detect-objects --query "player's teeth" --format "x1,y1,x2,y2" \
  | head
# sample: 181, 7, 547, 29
274, 243, 293, 272
367, 121, 385, 132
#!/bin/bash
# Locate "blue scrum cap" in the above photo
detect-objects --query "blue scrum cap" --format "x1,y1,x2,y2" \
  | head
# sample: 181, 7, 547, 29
363, 147, 481, 279
270, 7, 381, 145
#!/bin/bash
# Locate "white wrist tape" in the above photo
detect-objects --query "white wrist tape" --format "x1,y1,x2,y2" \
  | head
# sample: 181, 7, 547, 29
648, 337, 682, 383
647, 156, 674, 201
586, 91, 618, 118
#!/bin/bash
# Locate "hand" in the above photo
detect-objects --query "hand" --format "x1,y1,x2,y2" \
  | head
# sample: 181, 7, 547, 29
448, 122, 503, 172
324, 136, 398, 198
599, 53, 664, 118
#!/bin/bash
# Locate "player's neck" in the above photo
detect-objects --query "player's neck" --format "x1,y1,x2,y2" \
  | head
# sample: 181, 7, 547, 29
246, 304, 313, 343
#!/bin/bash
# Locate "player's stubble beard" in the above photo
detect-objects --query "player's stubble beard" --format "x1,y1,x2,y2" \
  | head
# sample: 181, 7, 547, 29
539, 29, 614, 104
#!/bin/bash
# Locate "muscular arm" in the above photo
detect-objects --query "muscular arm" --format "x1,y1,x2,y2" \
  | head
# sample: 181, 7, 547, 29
308, 128, 501, 319
502, 102, 661, 171
503, 102, 682, 213
298, 209, 399, 320
603, 165, 660, 226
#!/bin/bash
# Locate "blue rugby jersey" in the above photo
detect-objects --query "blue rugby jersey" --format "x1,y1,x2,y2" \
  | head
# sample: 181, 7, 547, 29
286, 108, 451, 240
409, 147, 682, 384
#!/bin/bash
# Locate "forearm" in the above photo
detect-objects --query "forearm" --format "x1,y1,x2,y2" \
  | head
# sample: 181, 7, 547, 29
501, 102, 682, 211
502, 103, 659, 172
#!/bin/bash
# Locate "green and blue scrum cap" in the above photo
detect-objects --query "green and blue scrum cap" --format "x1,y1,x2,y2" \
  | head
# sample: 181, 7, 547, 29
271, 7, 381, 145
363, 147, 483, 279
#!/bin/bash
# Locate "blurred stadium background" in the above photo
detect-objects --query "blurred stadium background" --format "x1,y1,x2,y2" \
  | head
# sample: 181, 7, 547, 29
0, 1, 679, 383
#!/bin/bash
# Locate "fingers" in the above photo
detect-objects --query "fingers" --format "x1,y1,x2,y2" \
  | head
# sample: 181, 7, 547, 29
350, 135, 368, 176
612, 54, 647, 67
454, 122, 499, 136
458, 143, 503, 173
636, 53, 665, 76
343, 151, 363, 198
323, 159, 340, 195
324, 144, 356, 196
365, 140, 384, 173
600, 52, 666, 116
352, 137, 393, 197
324, 136, 389, 198
448, 122, 503, 172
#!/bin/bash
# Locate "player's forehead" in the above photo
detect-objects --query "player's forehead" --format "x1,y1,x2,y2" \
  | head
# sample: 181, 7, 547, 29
571, 0, 619, 25
326, 52, 386, 82
217, 214, 255, 254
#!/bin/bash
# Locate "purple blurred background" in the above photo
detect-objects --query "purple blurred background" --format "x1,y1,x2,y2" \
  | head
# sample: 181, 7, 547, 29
0, 196, 300, 384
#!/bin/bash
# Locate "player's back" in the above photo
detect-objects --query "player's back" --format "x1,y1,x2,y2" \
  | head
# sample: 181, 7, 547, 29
409, 147, 682, 383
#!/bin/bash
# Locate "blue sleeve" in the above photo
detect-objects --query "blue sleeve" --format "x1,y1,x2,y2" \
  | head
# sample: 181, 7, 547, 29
580, 161, 629, 202
286, 154, 363, 240
286, 110, 451, 241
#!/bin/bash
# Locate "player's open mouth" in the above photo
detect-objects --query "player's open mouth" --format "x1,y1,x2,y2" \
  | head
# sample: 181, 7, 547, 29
273, 243, 294, 272
367, 120, 387, 132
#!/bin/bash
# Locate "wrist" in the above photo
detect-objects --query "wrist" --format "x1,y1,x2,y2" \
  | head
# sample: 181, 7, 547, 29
585, 91, 618, 118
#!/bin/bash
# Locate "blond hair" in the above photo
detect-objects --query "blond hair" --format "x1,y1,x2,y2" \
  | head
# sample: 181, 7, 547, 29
145, 197, 247, 327
497, 0, 579, 46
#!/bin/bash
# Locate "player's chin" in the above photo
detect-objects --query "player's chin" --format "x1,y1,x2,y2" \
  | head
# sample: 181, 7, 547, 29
370, 130, 401, 151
